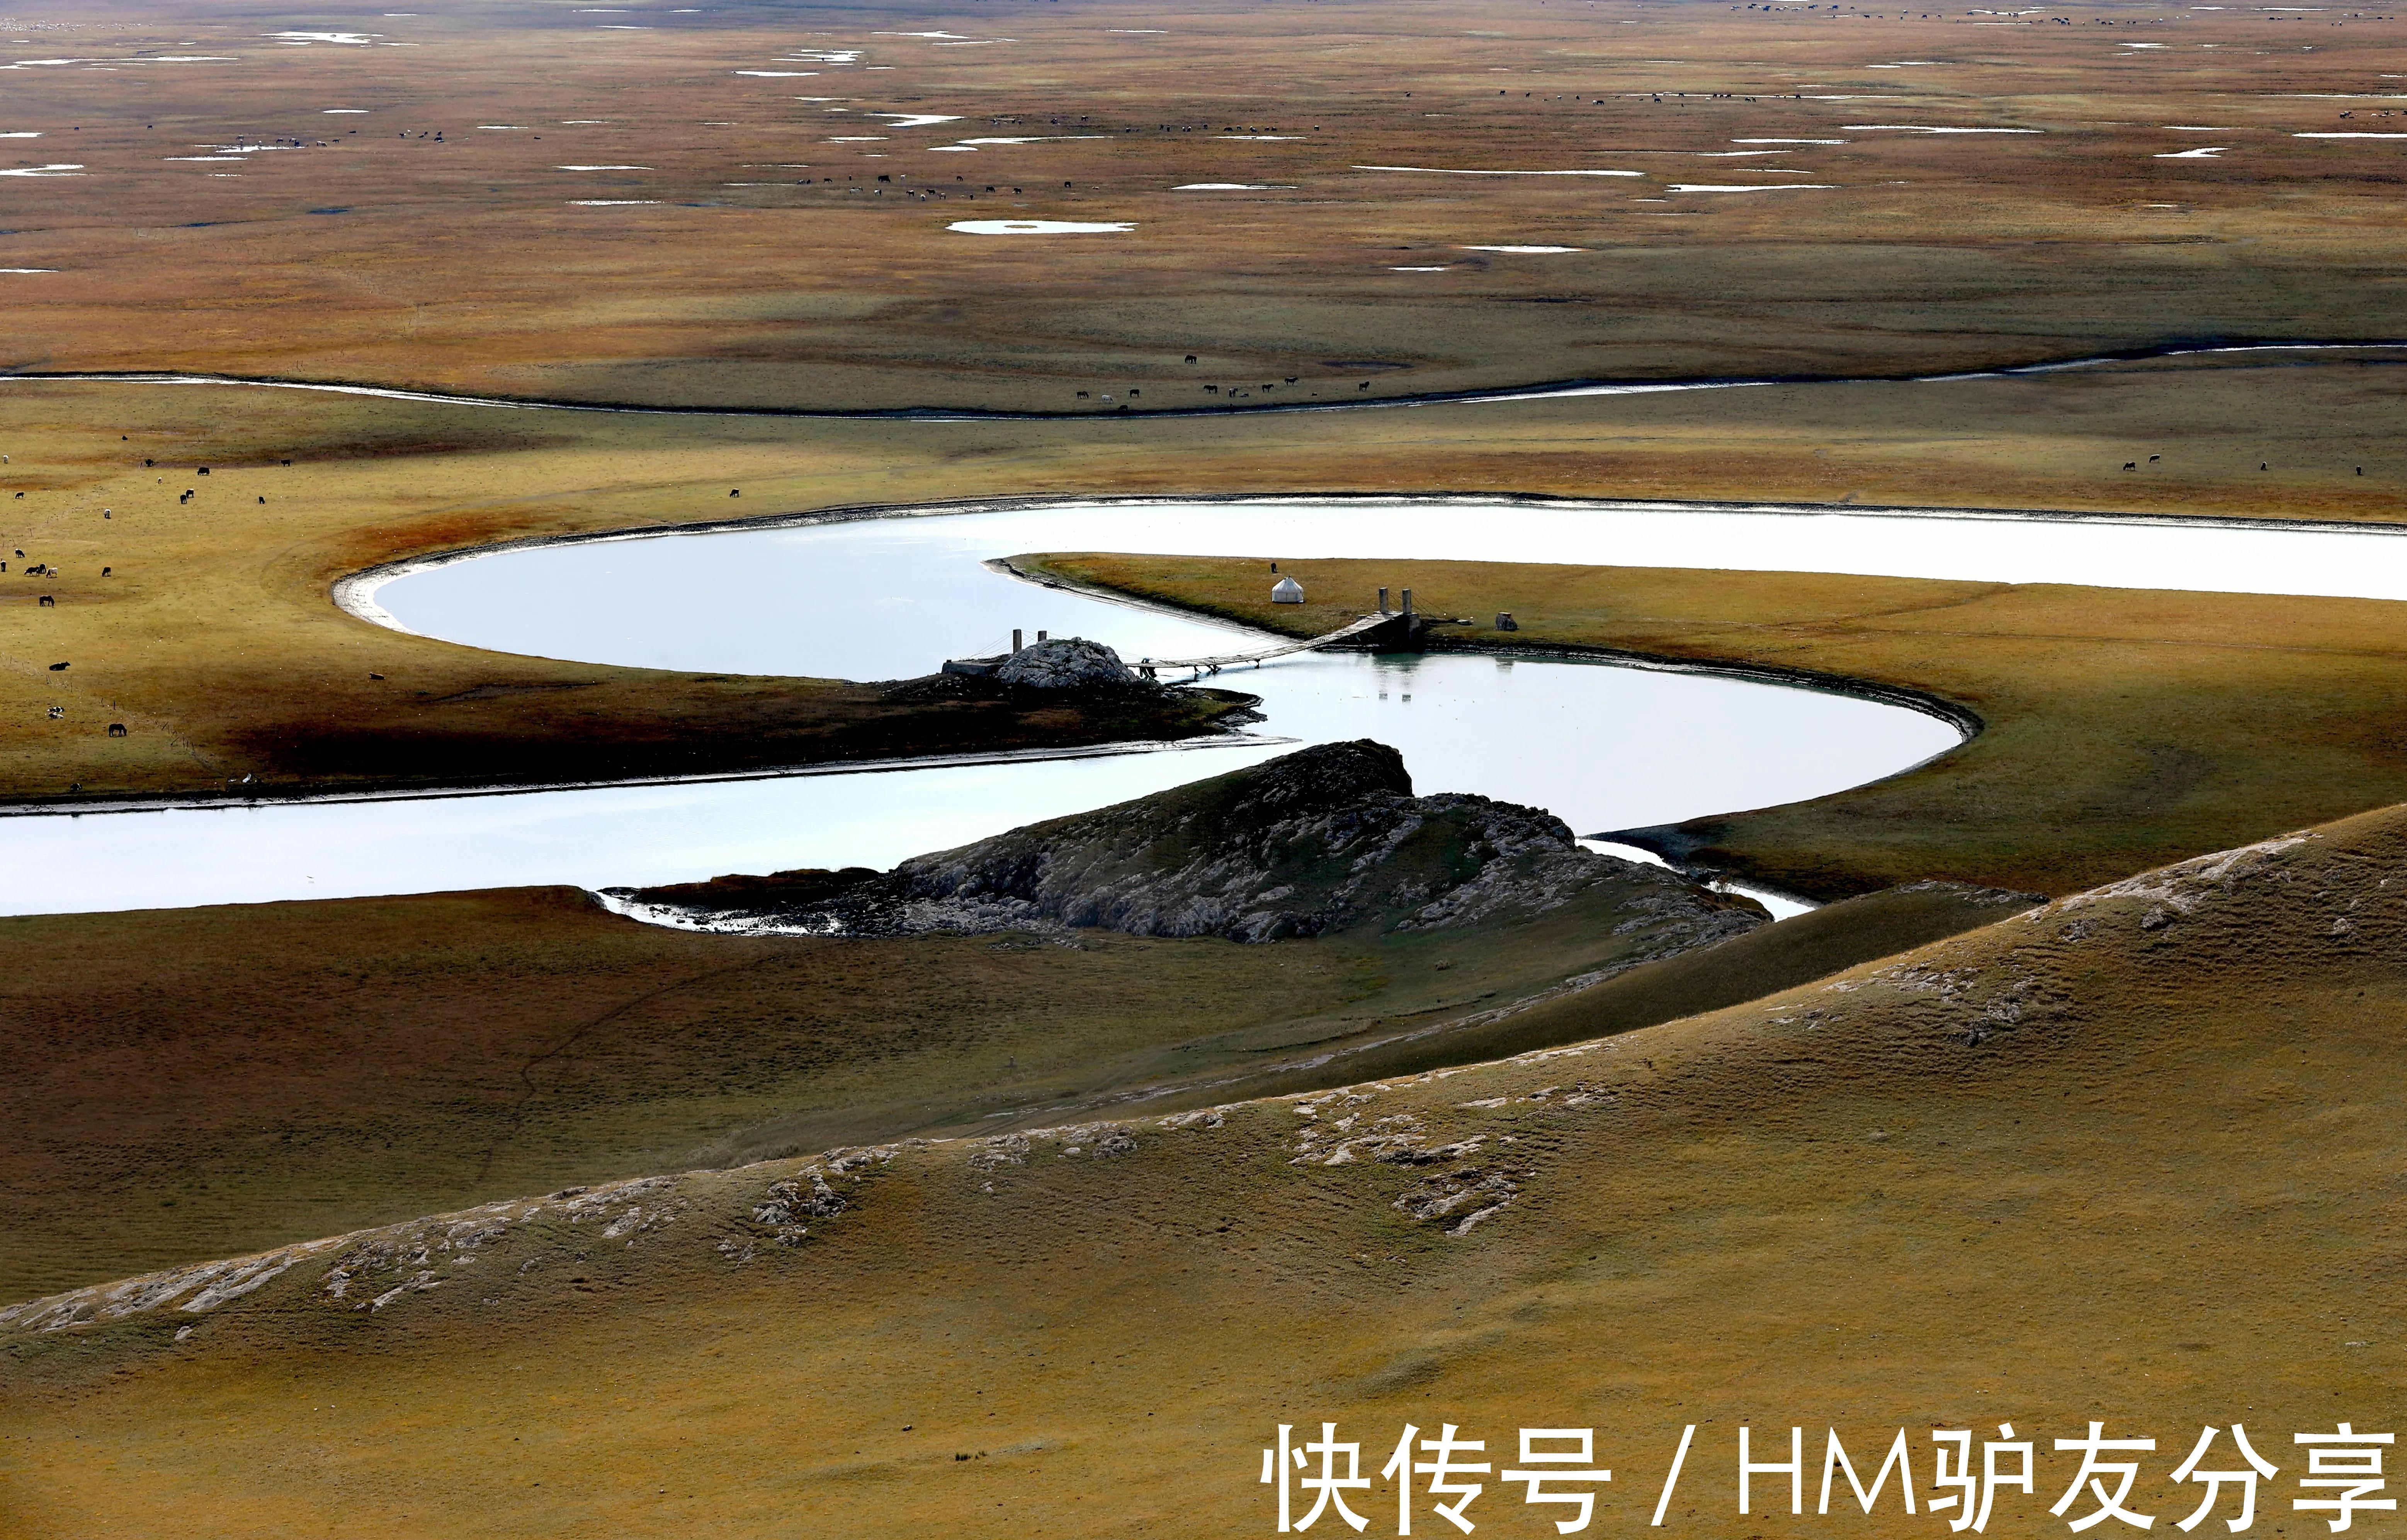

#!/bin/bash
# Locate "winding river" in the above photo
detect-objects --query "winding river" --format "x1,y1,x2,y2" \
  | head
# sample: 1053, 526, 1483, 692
8, 492, 2407, 919
16, 340, 2406, 420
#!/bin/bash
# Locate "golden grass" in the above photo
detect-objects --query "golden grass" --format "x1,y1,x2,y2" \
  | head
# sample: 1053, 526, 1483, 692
7, 3, 2406, 1531
1034, 550, 2407, 898
0, 884, 1356, 1301
3, 357, 2405, 805
0, 869, 2033, 1303
6, 801, 2400, 1538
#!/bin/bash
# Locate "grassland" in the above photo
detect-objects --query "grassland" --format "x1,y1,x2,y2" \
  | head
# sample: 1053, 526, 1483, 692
3, 355, 2405, 807
7, 3, 2406, 1529
1032, 550, 2407, 900
8, 0, 2407, 411
0, 852, 2039, 1302
4, 800, 2397, 1538
10, 0, 2407, 802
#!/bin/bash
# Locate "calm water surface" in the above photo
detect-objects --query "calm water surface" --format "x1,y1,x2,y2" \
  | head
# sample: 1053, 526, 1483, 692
16, 496, 2400, 918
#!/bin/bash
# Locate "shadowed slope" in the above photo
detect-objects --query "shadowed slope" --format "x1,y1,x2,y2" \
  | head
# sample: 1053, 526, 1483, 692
6, 805, 2402, 1537
0, 744, 1775, 1300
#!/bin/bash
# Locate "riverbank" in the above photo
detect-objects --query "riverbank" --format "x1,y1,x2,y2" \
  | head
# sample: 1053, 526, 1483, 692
2, 363, 2402, 809
1027, 550, 2407, 899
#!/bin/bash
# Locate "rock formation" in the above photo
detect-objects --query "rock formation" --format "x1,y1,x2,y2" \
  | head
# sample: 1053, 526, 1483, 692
619, 739, 1767, 944
993, 636, 1133, 690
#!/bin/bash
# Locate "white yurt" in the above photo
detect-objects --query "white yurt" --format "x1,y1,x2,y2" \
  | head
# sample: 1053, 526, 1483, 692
1271, 576, 1304, 604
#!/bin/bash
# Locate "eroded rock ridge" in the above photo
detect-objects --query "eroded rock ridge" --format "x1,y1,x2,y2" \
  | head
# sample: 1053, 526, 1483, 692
620, 740, 1766, 944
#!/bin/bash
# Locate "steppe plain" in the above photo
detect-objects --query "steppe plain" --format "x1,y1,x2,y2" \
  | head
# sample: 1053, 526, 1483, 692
8, 0, 2407, 1534
6, 0, 2407, 406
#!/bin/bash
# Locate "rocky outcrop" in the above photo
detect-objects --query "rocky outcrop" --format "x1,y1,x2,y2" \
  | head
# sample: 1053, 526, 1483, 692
994, 636, 1132, 690
620, 740, 1768, 945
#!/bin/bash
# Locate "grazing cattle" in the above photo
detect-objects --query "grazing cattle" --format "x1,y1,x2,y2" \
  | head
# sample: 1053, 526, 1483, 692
257, 496, 265, 505
2123, 462, 2136, 471
107, 723, 126, 737
100, 567, 109, 576
46, 706, 60, 719
37, 595, 52, 607
729, 489, 740, 497
48, 661, 67, 671
197, 467, 209, 475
